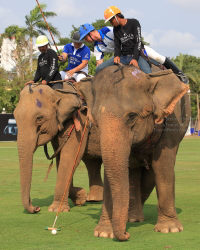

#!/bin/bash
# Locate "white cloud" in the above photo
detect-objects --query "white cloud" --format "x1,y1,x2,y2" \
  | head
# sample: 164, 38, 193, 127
189, 49, 200, 58
167, 0, 200, 11
0, 7, 11, 17
0, 7, 15, 31
123, 9, 143, 19
143, 29, 200, 57
51, 0, 82, 18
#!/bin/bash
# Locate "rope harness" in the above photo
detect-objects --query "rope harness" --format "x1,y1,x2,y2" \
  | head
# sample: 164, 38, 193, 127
43, 123, 75, 182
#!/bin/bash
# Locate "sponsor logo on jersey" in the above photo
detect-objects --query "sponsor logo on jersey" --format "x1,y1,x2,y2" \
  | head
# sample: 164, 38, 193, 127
49, 58, 56, 76
121, 33, 134, 43
84, 53, 89, 59
39, 58, 48, 67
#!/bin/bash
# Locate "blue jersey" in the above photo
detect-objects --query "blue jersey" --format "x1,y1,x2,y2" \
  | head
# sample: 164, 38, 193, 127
94, 26, 114, 60
63, 43, 90, 73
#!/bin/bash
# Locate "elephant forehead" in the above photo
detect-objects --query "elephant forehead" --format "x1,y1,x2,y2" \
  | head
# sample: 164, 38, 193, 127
38, 88, 43, 94
131, 68, 143, 79
94, 70, 150, 96
17, 92, 53, 115
101, 107, 106, 113
36, 99, 42, 108
93, 82, 152, 112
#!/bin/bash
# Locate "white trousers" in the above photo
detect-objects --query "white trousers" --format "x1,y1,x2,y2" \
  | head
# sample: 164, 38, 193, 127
144, 45, 166, 64
60, 71, 87, 82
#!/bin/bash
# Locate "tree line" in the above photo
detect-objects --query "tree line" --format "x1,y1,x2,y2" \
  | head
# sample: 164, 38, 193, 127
0, 4, 199, 119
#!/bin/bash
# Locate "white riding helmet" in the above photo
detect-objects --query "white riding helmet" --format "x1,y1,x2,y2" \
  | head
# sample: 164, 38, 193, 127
35, 35, 49, 47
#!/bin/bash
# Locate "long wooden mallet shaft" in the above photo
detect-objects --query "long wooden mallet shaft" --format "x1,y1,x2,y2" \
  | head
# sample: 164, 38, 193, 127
36, 0, 60, 55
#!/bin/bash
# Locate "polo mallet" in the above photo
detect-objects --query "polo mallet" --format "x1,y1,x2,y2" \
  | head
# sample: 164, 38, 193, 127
47, 117, 89, 231
36, 0, 60, 56
45, 227, 60, 231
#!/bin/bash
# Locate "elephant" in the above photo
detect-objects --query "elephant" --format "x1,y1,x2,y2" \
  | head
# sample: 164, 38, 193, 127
14, 83, 103, 214
79, 65, 190, 241
14, 81, 157, 217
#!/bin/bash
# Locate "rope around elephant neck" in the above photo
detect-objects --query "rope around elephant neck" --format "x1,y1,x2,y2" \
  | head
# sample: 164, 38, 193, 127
44, 124, 75, 160
43, 123, 75, 182
51, 116, 89, 229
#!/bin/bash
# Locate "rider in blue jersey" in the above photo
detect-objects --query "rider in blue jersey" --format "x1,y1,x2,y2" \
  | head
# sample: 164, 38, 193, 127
59, 31, 90, 82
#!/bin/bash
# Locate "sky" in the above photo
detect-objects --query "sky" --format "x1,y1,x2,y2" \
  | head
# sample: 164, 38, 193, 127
1, 0, 200, 58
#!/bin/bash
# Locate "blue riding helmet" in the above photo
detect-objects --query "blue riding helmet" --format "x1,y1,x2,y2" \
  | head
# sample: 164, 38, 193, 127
79, 23, 95, 40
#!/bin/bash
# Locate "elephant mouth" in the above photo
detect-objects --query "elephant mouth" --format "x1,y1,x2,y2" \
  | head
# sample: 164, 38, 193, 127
132, 120, 165, 153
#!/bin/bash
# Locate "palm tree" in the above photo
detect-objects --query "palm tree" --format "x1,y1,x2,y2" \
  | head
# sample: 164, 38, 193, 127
172, 53, 200, 90
172, 53, 200, 121
1, 25, 29, 78
24, 4, 60, 71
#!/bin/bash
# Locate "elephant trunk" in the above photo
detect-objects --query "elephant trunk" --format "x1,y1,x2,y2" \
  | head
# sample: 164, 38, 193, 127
99, 110, 130, 241
17, 131, 40, 213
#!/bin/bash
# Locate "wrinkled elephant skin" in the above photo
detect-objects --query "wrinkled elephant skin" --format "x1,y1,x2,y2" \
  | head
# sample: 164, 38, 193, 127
14, 84, 103, 214
79, 65, 190, 241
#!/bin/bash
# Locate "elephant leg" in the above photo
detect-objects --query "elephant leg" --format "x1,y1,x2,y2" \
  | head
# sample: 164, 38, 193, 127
140, 166, 155, 205
51, 138, 60, 172
128, 167, 144, 222
49, 127, 88, 212
94, 172, 114, 238
68, 177, 87, 206
49, 139, 70, 212
51, 138, 87, 206
82, 157, 103, 202
152, 146, 183, 233
48, 149, 72, 212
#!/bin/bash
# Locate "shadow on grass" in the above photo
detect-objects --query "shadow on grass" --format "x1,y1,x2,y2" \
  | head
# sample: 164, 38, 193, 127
83, 203, 182, 229
23, 195, 96, 213
23, 196, 182, 231
23, 195, 55, 214
32, 195, 54, 207
127, 205, 182, 230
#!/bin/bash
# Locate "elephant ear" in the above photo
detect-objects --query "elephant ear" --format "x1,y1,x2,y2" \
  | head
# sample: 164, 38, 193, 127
78, 77, 95, 124
54, 88, 82, 131
149, 69, 190, 124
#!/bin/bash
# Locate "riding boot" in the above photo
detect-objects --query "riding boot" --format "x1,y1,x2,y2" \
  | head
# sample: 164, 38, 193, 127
163, 57, 189, 84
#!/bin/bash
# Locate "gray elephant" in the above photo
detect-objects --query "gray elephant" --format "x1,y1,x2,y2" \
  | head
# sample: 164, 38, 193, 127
79, 65, 190, 241
14, 82, 157, 218
14, 83, 103, 214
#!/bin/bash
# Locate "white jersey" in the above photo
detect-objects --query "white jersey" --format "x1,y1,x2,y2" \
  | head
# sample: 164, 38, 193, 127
93, 26, 114, 61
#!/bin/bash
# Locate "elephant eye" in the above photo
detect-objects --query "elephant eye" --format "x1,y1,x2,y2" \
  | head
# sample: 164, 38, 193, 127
127, 112, 137, 127
36, 116, 44, 125
128, 113, 137, 121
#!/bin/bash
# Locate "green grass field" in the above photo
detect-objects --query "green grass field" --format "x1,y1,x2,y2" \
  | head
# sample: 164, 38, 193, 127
0, 136, 199, 250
